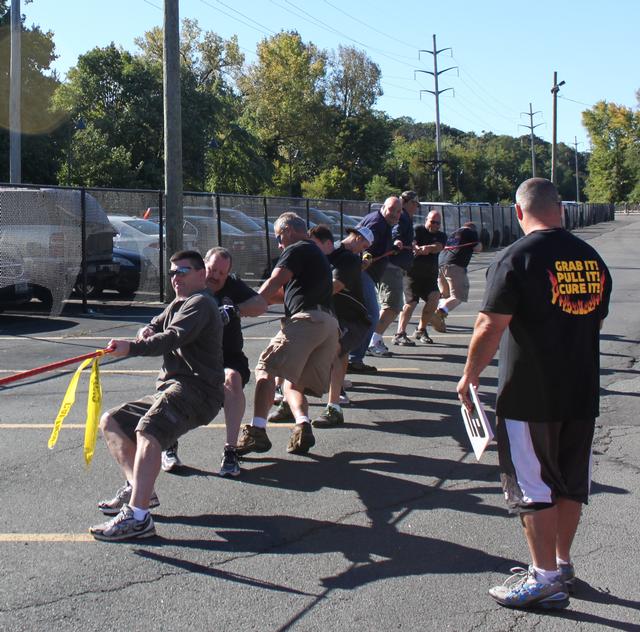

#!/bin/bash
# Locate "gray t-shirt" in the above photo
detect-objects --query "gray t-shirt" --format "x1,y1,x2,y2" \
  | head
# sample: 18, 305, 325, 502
128, 289, 224, 406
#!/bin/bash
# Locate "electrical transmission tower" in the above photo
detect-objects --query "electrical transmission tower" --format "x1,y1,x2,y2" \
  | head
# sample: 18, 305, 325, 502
520, 103, 543, 177
415, 34, 457, 201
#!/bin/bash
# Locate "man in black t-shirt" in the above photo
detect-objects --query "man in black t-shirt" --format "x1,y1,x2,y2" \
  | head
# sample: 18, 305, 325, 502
237, 212, 339, 456
306, 224, 373, 427
457, 178, 612, 611
395, 210, 447, 344
431, 222, 482, 333
160, 247, 267, 478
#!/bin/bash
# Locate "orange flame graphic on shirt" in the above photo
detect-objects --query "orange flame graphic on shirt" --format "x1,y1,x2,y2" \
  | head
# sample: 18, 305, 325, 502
547, 269, 605, 315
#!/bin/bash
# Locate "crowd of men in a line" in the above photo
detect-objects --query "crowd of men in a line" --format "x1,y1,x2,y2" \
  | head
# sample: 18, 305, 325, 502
87, 178, 612, 615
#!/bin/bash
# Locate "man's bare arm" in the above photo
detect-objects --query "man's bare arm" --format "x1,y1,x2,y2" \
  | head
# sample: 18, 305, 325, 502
457, 311, 511, 410
238, 293, 268, 317
258, 266, 293, 305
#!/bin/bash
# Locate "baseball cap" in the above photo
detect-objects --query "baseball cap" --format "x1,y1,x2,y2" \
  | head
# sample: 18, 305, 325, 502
346, 225, 374, 246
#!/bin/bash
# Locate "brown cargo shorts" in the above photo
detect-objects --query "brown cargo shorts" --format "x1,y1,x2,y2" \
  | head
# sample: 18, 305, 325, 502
256, 309, 340, 397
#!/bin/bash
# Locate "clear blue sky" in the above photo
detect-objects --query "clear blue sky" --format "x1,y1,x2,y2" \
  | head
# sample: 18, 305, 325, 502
22, 0, 640, 153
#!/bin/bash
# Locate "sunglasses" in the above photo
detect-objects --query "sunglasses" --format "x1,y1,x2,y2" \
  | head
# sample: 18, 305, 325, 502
430, 220, 441, 225
169, 266, 194, 277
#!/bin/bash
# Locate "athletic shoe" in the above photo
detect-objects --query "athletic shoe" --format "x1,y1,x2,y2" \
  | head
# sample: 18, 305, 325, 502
414, 328, 434, 344
236, 424, 272, 455
312, 406, 344, 428
97, 483, 160, 516
366, 340, 392, 357
342, 378, 353, 389
268, 400, 294, 423
287, 422, 316, 453
431, 308, 447, 333
339, 388, 350, 406
558, 562, 576, 594
161, 442, 182, 472
347, 361, 377, 374
90, 504, 156, 541
489, 566, 569, 610
392, 332, 416, 346
218, 446, 241, 477
273, 385, 284, 404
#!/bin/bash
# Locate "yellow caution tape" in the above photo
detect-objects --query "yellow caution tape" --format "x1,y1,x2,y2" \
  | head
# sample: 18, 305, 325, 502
48, 352, 105, 467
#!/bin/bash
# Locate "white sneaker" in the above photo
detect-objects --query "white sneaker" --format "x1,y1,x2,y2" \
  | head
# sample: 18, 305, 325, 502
161, 442, 182, 472
366, 340, 392, 358
339, 388, 350, 405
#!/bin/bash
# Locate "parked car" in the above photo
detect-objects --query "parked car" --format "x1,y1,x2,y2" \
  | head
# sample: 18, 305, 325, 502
0, 250, 33, 311
320, 210, 360, 231
0, 187, 117, 310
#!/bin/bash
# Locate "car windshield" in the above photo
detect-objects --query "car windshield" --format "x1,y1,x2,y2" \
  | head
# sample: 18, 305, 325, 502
122, 219, 161, 235
221, 211, 262, 232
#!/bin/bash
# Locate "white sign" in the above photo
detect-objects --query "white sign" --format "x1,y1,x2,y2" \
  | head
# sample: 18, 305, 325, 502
461, 384, 494, 460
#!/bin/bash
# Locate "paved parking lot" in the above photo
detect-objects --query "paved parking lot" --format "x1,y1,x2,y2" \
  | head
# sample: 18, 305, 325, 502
1, 217, 639, 631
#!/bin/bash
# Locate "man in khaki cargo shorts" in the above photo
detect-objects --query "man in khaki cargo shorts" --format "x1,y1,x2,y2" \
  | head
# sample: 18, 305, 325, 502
237, 212, 339, 455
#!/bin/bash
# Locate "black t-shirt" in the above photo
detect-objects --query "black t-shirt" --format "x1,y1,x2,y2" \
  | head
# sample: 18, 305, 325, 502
482, 228, 611, 422
439, 226, 478, 268
214, 274, 257, 356
409, 226, 447, 279
276, 239, 333, 317
328, 245, 369, 324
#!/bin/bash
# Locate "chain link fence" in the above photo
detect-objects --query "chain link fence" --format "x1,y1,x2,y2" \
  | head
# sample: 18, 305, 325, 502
0, 183, 616, 312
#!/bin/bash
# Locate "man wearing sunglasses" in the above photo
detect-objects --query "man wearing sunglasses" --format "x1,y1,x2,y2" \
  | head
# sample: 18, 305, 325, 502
90, 250, 224, 541
396, 210, 447, 344
237, 212, 339, 456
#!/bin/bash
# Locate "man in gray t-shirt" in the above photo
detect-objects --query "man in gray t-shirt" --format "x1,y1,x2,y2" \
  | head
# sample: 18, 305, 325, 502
90, 250, 224, 542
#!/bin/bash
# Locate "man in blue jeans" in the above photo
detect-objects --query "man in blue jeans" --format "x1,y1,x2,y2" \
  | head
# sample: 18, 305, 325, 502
347, 196, 402, 373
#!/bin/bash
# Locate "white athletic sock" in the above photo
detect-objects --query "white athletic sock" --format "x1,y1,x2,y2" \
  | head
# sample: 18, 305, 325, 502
532, 565, 561, 584
251, 416, 267, 428
327, 403, 342, 413
437, 299, 446, 310
370, 332, 383, 345
556, 557, 571, 566
295, 416, 310, 425
129, 504, 149, 521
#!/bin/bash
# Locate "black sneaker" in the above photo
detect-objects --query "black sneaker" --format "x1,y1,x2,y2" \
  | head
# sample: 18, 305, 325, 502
219, 446, 241, 477
414, 328, 434, 344
392, 332, 416, 346
287, 423, 316, 454
312, 406, 344, 428
267, 400, 294, 423
236, 424, 272, 455
347, 361, 377, 374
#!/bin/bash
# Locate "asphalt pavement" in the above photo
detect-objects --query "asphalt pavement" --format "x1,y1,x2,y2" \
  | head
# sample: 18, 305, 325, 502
0, 215, 638, 631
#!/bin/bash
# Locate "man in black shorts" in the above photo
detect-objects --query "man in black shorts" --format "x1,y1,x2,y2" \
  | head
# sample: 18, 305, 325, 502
305, 224, 372, 426
431, 221, 482, 333
395, 210, 447, 344
458, 178, 612, 610
161, 247, 268, 477
90, 250, 224, 541
237, 212, 339, 455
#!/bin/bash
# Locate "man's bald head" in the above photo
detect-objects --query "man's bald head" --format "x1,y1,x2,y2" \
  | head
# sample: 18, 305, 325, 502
516, 178, 561, 216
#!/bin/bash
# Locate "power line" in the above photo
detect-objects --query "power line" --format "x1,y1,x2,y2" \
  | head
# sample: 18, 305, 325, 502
199, 0, 275, 36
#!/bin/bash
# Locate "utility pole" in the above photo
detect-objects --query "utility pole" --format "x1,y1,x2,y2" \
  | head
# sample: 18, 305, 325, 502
519, 103, 542, 177
415, 34, 457, 201
9, 0, 22, 183
573, 136, 580, 203
550, 71, 565, 185
163, 0, 183, 297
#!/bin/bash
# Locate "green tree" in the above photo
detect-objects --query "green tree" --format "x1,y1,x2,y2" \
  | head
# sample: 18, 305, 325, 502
301, 166, 350, 199
365, 174, 399, 201
327, 45, 382, 118
582, 100, 639, 202
238, 31, 330, 195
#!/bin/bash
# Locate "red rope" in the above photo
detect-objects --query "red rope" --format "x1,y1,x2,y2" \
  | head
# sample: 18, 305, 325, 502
0, 348, 114, 387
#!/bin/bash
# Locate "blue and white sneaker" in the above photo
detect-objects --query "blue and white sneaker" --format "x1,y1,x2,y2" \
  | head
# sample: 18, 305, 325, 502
558, 562, 576, 594
489, 566, 569, 610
